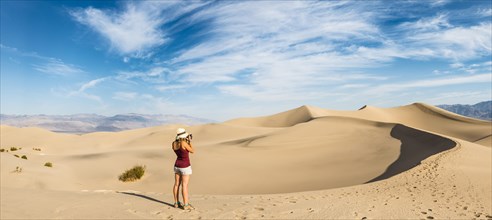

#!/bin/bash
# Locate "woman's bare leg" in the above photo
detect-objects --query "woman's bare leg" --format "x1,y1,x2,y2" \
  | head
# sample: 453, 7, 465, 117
173, 173, 182, 205
181, 175, 190, 205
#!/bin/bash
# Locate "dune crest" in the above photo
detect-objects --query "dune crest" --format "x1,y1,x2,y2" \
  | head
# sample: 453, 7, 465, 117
225, 105, 332, 127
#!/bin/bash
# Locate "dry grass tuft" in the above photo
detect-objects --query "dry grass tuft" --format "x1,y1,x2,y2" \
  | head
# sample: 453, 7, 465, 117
118, 165, 146, 182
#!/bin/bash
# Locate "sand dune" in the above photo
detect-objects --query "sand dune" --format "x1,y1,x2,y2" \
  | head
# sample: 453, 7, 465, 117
1, 103, 491, 219
228, 103, 490, 147
225, 105, 332, 127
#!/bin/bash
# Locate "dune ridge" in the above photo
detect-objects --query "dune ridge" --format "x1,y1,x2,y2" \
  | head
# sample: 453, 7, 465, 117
225, 105, 332, 127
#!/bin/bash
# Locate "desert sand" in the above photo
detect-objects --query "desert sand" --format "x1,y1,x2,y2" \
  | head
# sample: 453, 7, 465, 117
1, 103, 491, 219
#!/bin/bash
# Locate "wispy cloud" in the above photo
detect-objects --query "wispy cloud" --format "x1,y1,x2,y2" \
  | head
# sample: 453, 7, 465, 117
67, 77, 108, 103
78, 78, 107, 92
477, 8, 492, 17
33, 60, 85, 76
449, 61, 492, 74
155, 84, 189, 92
398, 14, 452, 31
112, 91, 137, 101
430, 0, 450, 7
367, 73, 492, 94
424, 23, 489, 59
164, 1, 388, 100
2, 44, 86, 76
71, 4, 166, 56
116, 67, 171, 84
70, 1, 206, 58
61, 1, 492, 112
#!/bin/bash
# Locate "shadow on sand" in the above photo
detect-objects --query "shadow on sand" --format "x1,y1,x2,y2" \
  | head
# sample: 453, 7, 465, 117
117, 191, 174, 207
367, 124, 456, 183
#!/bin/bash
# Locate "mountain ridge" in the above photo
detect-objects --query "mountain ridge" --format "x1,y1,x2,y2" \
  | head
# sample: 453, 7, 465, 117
437, 100, 491, 121
0, 113, 214, 134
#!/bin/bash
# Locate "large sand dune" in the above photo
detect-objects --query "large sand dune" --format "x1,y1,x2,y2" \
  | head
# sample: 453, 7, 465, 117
1, 103, 491, 219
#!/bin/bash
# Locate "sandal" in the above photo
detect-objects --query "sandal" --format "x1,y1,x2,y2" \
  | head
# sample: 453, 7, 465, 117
173, 201, 183, 208
183, 203, 195, 210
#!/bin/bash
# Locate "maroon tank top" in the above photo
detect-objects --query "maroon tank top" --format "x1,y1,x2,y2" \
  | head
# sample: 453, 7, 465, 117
174, 142, 191, 168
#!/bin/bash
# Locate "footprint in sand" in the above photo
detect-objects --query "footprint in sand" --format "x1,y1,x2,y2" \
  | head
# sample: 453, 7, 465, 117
152, 211, 162, 215
234, 214, 247, 220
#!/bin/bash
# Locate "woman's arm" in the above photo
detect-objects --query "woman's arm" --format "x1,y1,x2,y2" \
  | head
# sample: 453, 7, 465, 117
181, 141, 195, 153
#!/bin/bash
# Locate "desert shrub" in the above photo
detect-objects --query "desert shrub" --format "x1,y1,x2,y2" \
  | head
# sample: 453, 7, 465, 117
14, 154, 19, 158
10, 147, 18, 151
21, 155, 27, 160
33, 148, 41, 151
118, 165, 146, 182
44, 162, 53, 167
0, 148, 4, 152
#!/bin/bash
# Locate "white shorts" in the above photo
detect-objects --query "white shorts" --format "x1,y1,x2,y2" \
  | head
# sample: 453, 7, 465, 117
174, 166, 192, 175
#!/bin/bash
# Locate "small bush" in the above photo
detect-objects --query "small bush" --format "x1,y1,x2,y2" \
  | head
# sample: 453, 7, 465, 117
14, 154, 19, 158
21, 155, 27, 160
44, 162, 53, 167
118, 165, 146, 182
10, 147, 18, 151
0, 148, 4, 152
33, 148, 42, 151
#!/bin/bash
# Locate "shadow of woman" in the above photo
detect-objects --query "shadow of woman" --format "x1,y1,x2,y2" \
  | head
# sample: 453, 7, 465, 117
367, 124, 456, 183
117, 191, 174, 207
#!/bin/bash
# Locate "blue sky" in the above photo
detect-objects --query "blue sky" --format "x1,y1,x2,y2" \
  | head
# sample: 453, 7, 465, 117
1, 0, 491, 121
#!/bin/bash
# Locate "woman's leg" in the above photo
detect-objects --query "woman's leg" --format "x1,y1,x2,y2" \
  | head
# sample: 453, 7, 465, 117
181, 175, 190, 205
173, 173, 182, 205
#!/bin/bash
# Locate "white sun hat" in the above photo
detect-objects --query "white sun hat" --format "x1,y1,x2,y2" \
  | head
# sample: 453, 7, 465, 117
176, 128, 189, 140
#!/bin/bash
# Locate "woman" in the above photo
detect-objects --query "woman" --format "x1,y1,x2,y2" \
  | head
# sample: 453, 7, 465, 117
172, 128, 194, 210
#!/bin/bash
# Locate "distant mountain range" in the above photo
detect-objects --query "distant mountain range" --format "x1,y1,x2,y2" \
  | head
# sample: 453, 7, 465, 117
437, 100, 491, 121
1, 101, 489, 133
0, 113, 214, 134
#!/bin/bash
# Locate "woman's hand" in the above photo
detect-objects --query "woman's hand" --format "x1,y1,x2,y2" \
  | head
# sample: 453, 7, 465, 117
181, 140, 194, 153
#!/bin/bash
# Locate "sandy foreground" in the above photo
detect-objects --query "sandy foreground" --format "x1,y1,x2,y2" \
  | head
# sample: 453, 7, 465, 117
1, 103, 491, 219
